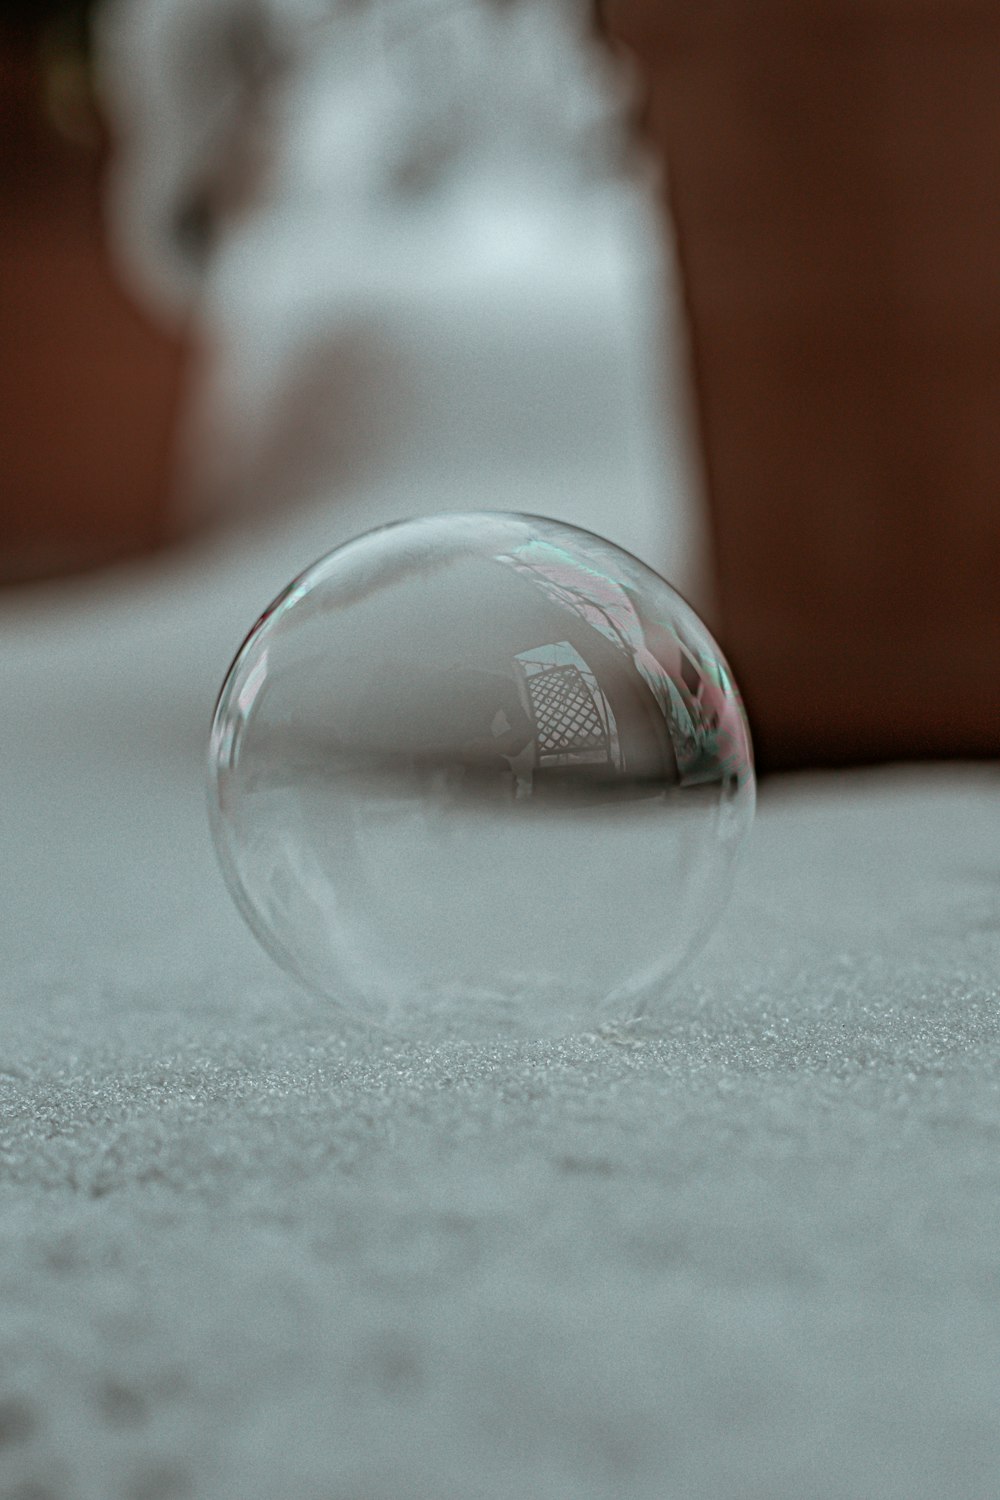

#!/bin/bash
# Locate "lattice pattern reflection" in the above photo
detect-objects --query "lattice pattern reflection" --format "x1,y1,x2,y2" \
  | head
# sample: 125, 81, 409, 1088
526, 665, 610, 761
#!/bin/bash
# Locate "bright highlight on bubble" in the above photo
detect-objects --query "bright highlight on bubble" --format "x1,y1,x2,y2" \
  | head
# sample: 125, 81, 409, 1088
208, 513, 754, 1035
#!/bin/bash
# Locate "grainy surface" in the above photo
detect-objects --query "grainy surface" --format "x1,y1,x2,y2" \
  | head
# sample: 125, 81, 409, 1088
2, 542, 998, 1500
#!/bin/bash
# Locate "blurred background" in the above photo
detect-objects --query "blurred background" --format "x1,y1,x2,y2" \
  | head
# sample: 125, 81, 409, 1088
2, 0, 998, 773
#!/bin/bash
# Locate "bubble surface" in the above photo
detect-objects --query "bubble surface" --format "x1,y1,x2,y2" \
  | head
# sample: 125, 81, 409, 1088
208, 513, 754, 1034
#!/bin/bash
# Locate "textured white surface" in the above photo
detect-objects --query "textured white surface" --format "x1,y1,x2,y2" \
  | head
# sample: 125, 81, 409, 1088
2, 550, 999, 1500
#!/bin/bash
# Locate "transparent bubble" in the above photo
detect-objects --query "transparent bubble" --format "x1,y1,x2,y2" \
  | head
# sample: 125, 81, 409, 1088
208, 513, 754, 1035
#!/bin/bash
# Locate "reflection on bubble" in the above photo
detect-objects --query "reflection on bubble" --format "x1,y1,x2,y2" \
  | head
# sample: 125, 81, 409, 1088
209, 513, 754, 1035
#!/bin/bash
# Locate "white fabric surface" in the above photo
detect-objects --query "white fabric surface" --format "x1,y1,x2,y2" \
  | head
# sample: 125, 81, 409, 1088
2, 532, 999, 1500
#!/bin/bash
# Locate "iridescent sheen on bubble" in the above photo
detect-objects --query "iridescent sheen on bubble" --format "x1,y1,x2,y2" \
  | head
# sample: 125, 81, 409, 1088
209, 513, 754, 1034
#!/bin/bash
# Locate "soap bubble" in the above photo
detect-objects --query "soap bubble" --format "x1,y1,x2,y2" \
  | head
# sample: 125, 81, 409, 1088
208, 513, 754, 1035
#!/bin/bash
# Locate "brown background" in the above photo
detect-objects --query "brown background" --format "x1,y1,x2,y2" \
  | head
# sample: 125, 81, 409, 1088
0, 32, 188, 585
604, 0, 1000, 768
4, 6, 998, 769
